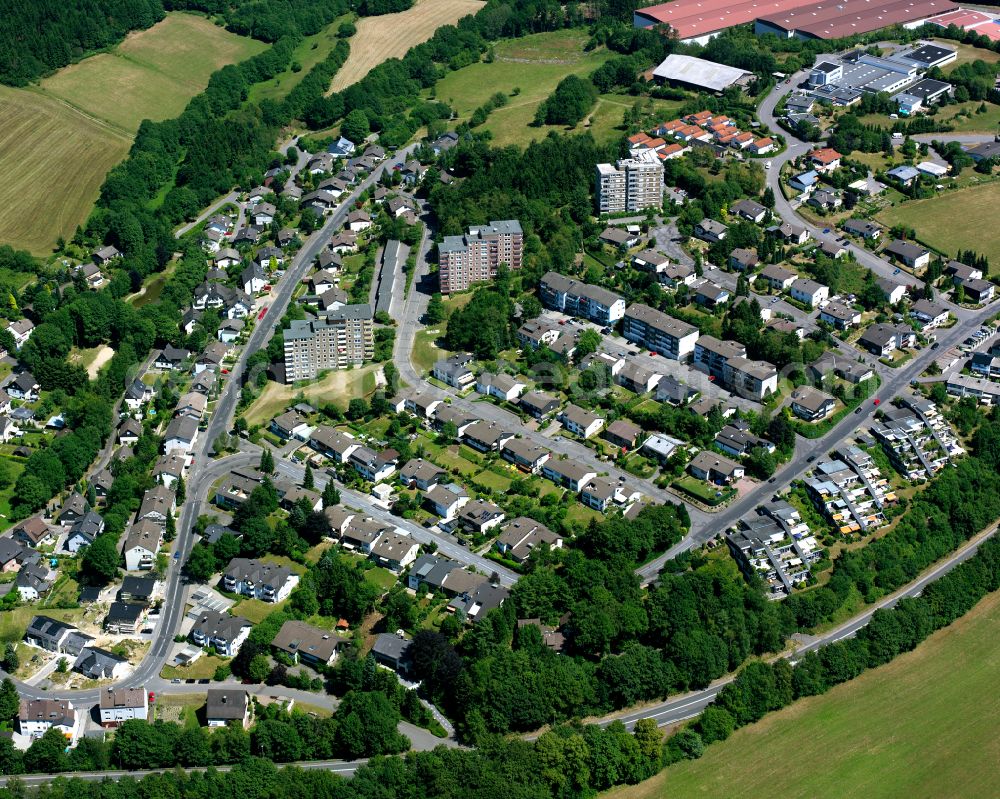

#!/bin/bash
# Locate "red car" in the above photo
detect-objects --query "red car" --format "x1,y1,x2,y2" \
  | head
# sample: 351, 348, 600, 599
148, 692, 156, 704
649, 351, 657, 357
258, 306, 269, 321
873, 398, 881, 406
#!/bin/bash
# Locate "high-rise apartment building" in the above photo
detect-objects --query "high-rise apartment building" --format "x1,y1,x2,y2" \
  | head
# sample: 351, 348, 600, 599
283, 305, 374, 383
595, 159, 663, 214
437, 220, 523, 294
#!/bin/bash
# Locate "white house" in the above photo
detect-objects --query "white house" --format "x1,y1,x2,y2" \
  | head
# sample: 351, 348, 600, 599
789, 278, 829, 307
98, 687, 149, 727
18, 699, 82, 744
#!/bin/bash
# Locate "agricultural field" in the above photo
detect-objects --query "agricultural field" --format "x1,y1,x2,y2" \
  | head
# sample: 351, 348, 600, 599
877, 181, 1000, 265
39, 13, 266, 133
606, 589, 1000, 799
0, 13, 264, 254
328, 0, 485, 93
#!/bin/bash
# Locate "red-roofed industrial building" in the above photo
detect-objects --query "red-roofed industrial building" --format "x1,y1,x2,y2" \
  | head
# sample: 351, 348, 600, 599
754, 0, 957, 39
634, 0, 822, 43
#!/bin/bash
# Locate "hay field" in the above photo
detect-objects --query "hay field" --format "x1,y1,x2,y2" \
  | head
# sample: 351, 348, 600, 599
605, 589, 1000, 799
39, 13, 266, 132
328, 0, 484, 93
0, 13, 264, 254
0, 86, 131, 253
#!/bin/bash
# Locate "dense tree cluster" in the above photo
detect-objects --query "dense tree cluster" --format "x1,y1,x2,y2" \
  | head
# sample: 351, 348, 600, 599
533, 75, 598, 126
0, 0, 164, 86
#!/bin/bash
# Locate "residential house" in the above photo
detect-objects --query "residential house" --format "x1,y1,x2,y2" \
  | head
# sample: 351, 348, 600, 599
877, 277, 908, 305
500, 438, 551, 474
12, 517, 52, 548
124, 378, 154, 412
858, 323, 916, 357
18, 699, 82, 744
58, 492, 88, 527
810, 147, 842, 172
790, 278, 829, 307
773, 221, 811, 245
65, 511, 104, 553
271, 620, 345, 667
463, 420, 515, 453
695, 218, 728, 243
843, 218, 883, 241
103, 602, 145, 635
458, 499, 506, 534
910, 299, 949, 329
475, 372, 526, 402
790, 386, 837, 421
24, 616, 92, 655
271, 410, 312, 441
884, 240, 930, 270
731, 199, 767, 223
632, 250, 671, 274
495, 517, 562, 565
308, 426, 361, 463
17, 562, 52, 601
580, 478, 642, 513
117, 417, 142, 447
714, 424, 775, 458
655, 375, 698, 406
759, 264, 797, 291
559, 404, 604, 439
154, 345, 190, 371
206, 690, 250, 728
369, 533, 420, 572
163, 415, 198, 455
118, 576, 157, 604
729, 248, 759, 272
398, 459, 446, 491
819, 301, 862, 329
223, 558, 299, 603
688, 450, 745, 484
433, 354, 475, 389
518, 390, 561, 419
371, 633, 412, 675
945, 260, 983, 283
348, 446, 397, 483
541, 460, 596, 492
98, 687, 149, 726
789, 170, 819, 193
887, 165, 921, 187
603, 418, 643, 450
7, 372, 39, 401
693, 280, 730, 308
448, 582, 510, 625
122, 519, 162, 571
152, 454, 186, 489
191, 611, 253, 656
424, 483, 469, 520
808, 188, 842, 210
961, 278, 994, 304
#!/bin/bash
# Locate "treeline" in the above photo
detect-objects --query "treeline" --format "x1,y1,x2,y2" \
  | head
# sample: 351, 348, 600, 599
166, 0, 352, 41
1, 527, 998, 792
0, 0, 164, 86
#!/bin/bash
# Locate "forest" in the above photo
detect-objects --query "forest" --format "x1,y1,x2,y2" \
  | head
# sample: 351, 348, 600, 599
0, 0, 164, 86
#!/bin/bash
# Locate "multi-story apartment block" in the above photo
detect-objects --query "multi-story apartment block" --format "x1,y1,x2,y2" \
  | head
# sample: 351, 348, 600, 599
283, 305, 374, 382
622, 303, 699, 360
694, 335, 747, 381
438, 220, 523, 294
595, 159, 663, 214
721, 356, 778, 401
539, 272, 626, 325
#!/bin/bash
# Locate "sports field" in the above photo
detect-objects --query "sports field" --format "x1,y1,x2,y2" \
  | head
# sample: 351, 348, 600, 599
877, 181, 1000, 266
0, 13, 264, 254
328, 0, 484, 92
605, 589, 1000, 799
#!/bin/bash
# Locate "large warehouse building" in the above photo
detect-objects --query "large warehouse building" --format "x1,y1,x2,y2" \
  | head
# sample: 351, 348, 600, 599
755, 0, 958, 39
634, 0, 821, 44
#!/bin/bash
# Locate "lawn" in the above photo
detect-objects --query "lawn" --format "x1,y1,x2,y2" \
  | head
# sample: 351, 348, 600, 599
0, 607, 84, 643
433, 30, 615, 148
160, 654, 229, 681
154, 693, 205, 728
936, 100, 1000, 134
606, 589, 1000, 799
672, 475, 734, 506
244, 363, 381, 426
936, 39, 1000, 72
232, 596, 290, 624
412, 329, 448, 374
329, 0, 485, 93
877, 181, 1000, 266
38, 13, 266, 133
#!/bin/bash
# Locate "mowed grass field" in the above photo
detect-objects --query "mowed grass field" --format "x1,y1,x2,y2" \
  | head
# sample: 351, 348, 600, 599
605, 590, 1000, 799
877, 181, 1000, 265
328, 0, 484, 93
39, 13, 266, 133
0, 13, 264, 254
